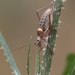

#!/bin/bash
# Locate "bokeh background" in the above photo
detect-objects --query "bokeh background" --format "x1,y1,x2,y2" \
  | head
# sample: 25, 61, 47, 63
0, 0, 75, 75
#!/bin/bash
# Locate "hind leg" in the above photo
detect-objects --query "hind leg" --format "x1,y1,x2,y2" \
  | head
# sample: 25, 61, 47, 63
42, 37, 54, 55
36, 2, 54, 21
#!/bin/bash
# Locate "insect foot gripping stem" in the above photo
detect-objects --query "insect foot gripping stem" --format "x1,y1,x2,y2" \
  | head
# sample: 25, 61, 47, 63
44, 36, 54, 55
44, 31, 54, 55
47, 42, 54, 55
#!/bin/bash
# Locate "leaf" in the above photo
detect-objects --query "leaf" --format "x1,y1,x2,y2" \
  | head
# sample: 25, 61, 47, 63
35, 48, 40, 75
26, 36, 32, 75
0, 32, 21, 75
62, 54, 75, 75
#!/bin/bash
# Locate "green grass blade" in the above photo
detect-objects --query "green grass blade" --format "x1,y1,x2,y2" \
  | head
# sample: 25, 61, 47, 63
41, 37, 53, 75
52, 0, 62, 28
26, 36, 32, 75
35, 48, 40, 75
41, 0, 63, 75
0, 32, 21, 75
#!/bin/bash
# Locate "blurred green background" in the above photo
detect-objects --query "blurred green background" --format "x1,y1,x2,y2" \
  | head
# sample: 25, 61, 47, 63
0, 0, 75, 75
62, 54, 75, 75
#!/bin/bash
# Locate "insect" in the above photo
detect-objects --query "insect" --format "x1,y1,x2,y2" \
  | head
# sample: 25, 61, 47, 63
34, 2, 62, 54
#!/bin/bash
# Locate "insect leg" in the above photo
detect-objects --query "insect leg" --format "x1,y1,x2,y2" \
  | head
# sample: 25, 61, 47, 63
47, 42, 54, 55
37, 2, 54, 12
44, 13, 52, 36
49, 13, 52, 30
43, 38, 54, 55
52, 6, 63, 13
36, 11, 40, 21
48, 11, 60, 35
36, 2, 54, 21
44, 13, 53, 36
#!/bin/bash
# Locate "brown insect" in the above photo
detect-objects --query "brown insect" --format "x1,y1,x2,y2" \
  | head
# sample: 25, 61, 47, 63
35, 1, 62, 54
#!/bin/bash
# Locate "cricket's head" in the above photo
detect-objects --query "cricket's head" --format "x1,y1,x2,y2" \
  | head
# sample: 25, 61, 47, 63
34, 36, 42, 50
34, 36, 41, 46
37, 28, 44, 38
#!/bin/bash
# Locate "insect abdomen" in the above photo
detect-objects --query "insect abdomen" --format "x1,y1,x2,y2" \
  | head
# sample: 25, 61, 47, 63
39, 8, 52, 31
